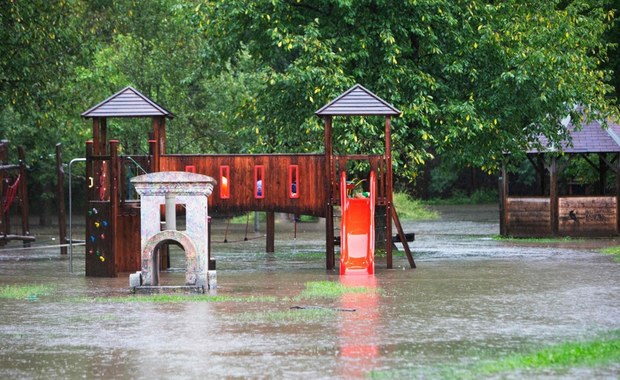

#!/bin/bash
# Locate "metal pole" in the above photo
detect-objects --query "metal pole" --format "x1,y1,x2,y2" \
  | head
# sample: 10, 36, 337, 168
68, 157, 86, 273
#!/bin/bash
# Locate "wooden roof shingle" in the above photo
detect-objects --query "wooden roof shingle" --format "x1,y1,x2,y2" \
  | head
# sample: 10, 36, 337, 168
529, 117, 620, 154
315, 84, 401, 116
81, 86, 174, 119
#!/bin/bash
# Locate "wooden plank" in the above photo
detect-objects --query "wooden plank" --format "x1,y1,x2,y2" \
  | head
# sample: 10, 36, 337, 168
115, 211, 141, 272
85, 201, 115, 277
558, 196, 617, 236
505, 197, 551, 237
391, 206, 415, 268
160, 154, 328, 216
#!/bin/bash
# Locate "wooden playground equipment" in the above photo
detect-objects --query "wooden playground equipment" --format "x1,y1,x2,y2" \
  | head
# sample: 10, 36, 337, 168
0, 140, 33, 247
500, 117, 620, 237
76, 84, 415, 277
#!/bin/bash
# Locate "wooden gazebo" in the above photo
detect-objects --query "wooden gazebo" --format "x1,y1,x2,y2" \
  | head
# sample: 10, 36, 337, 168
499, 117, 620, 237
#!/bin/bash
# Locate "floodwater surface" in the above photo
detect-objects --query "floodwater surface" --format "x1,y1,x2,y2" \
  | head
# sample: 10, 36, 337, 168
0, 205, 619, 379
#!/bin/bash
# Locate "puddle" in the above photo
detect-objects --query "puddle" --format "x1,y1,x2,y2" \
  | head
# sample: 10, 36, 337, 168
0, 205, 619, 378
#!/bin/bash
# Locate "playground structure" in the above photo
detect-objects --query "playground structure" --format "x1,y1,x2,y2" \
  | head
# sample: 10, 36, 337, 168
0, 141, 33, 247
76, 84, 414, 277
500, 117, 620, 237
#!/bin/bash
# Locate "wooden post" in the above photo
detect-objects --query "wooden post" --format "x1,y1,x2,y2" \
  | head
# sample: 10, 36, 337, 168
391, 207, 415, 268
148, 139, 156, 173
616, 153, 620, 234
599, 153, 607, 195
92, 118, 108, 156
55, 144, 67, 254
549, 155, 559, 236
0, 141, 6, 245
152, 116, 166, 172
537, 155, 546, 195
266, 211, 275, 253
17, 146, 30, 248
385, 116, 393, 269
324, 116, 335, 270
499, 163, 507, 236
109, 140, 119, 277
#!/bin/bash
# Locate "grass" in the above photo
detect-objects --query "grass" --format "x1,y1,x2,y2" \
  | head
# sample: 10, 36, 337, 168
0, 284, 54, 300
601, 246, 620, 262
393, 192, 438, 221
370, 332, 620, 379
295, 280, 378, 300
477, 333, 620, 376
424, 189, 498, 205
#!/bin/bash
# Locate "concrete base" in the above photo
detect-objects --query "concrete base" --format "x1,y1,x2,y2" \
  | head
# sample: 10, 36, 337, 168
129, 270, 217, 293
131, 285, 205, 294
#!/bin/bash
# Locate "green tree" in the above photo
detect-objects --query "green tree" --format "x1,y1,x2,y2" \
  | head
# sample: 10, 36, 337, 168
0, 0, 89, 223
196, 0, 619, 182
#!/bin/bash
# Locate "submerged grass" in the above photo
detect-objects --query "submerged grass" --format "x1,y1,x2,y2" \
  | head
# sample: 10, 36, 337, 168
295, 281, 378, 300
371, 332, 620, 379
0, 284, 54, 300
601, 246, 620, 262
393, 192, 438, 221
476, 333, 620, 376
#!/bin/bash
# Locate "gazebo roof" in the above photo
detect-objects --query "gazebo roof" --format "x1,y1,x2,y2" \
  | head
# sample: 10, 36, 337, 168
315, 84, 401, 116
81, 86, 174, 119
529, 117, 620, 154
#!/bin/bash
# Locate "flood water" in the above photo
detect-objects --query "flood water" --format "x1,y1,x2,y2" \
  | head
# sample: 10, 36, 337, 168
1, 205, 619, 379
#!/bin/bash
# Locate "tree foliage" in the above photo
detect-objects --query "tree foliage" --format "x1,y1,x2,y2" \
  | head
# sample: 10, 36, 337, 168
0, 0, 618, 216
197, 0, 618, 176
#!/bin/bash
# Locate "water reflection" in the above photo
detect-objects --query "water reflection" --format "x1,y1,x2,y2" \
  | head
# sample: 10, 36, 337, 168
338, 275, 379, 378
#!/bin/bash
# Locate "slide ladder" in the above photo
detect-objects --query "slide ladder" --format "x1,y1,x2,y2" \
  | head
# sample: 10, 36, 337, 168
339, 171, 375, 275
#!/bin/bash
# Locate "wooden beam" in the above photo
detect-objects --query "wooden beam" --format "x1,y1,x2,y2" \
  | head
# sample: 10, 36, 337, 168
599, 154, 607, 194
324, 116, 335, 270
266, 211, 275, 253
391, 207, 415, 268
110, 140, 119, 277
617, 154, 620, 234
55, 144, 67, 254
17, 146, 30, 248
550, 155, 559, 236
499, 163, 508, 236
385, 116, 393, 269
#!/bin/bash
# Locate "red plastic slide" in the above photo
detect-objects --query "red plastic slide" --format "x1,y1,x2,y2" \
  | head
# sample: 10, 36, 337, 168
339, 171, 375, 275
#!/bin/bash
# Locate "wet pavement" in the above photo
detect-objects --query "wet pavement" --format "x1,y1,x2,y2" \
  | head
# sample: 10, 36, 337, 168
1, 205, 619, 379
